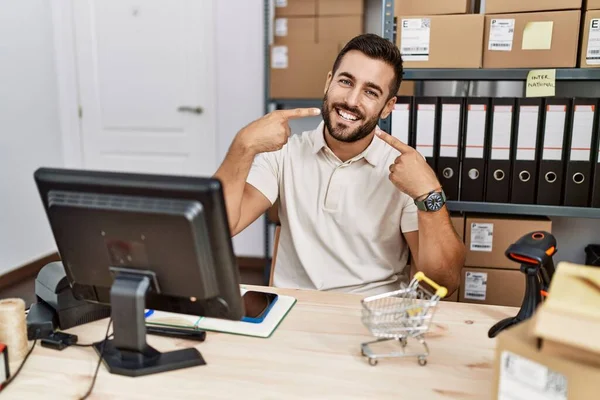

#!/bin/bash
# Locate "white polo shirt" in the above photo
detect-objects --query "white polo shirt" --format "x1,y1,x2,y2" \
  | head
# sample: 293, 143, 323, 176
246, 121, 419, 295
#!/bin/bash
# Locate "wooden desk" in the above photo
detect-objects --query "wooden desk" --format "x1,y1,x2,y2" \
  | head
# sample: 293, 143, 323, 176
3, 285, 515, 399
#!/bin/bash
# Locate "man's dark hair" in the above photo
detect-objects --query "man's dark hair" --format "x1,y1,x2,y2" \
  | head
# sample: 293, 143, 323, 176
331, 33, 403, 100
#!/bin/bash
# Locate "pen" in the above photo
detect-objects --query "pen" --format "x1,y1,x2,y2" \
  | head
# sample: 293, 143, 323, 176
146, 326, 206, 342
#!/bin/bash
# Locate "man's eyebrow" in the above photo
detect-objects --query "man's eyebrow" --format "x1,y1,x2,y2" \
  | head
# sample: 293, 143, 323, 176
338, 71, 383, 95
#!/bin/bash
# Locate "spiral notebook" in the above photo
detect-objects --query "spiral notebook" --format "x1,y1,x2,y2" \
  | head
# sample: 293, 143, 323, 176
145, 288, 297, 338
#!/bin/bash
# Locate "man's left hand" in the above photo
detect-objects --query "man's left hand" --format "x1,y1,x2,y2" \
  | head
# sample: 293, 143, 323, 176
375, 127, 441, 200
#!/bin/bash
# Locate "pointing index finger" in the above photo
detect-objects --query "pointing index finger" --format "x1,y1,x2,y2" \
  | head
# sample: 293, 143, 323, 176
279, 107, 321, 120
375, 127, 412, 152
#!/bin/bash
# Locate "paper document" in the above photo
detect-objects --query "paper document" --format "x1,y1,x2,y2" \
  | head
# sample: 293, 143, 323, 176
146, 287, 297, 338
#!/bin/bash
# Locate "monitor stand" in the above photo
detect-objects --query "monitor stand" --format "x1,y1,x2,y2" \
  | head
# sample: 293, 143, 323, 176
92, 271, 206, 377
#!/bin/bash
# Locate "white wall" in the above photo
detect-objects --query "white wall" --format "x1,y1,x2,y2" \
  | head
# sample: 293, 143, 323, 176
215, 0, 267, 257
0, 0, 63, 274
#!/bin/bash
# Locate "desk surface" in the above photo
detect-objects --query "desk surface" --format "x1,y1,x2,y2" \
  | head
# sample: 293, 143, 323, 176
4, 285, 515, 399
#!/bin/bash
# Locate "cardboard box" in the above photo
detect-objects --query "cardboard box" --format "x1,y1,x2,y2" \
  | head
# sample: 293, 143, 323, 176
270, 42, 336, 98
274, 15, 362, 46
451, 214, 465, 241
482, 0, 582, 14
397, 80, 415, 96
459, 267, 525, 307
397, 14, 485, 68
587, 0, 600, 9
580, 11, 600, 67
317, 0, 363, 16
273, 17, 317, 45
532, 262, 600, 367
465, 215, 552, 269
317, 16, 363, 44
443, 290, 459, 302
396, 0, 471, 16
492, 319, 599, 400
483, 11, 581, 68
275, 0, 316, 17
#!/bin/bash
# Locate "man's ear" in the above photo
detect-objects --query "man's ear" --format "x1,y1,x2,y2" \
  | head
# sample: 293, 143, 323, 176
323, 71, 333, 95
380, 95, 397, 120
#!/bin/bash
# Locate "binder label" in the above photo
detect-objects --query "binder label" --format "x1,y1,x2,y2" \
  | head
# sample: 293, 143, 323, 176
275, 18, 288, 37
440, 104, 461, 158
470, 223, 493, 252
275, 0, 287, 7
570, 106, 594, 161
498, 351, 568, 400
271, 46, 288, 69
416, 103, 435, 157
586, 19, 600, 65
516, 106, 540, 161
400, 19, 430, 61
491, 106, 513, 160
391, 104, 410, 144
465, 105, 487, 159
489, 19, 515, 51
543, 105, 567, 161
464, 271, 487, 300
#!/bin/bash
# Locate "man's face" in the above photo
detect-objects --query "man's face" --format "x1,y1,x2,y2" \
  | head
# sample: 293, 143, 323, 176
322, 50, 396, 143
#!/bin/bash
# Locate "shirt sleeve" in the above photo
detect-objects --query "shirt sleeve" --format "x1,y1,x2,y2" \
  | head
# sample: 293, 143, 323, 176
400, 194, 419, 233
246, 150, 281, 205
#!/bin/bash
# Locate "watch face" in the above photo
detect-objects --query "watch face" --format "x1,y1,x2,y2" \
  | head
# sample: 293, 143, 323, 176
425, 192, 444, 211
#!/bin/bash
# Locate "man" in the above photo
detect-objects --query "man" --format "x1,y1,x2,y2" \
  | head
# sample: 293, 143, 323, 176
215, 33, 465, 295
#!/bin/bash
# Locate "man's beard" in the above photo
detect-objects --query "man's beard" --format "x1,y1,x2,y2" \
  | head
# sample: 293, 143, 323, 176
321, 92, 382, 143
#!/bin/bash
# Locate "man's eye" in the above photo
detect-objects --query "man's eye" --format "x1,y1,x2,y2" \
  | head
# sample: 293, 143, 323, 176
340, 79, 351, 85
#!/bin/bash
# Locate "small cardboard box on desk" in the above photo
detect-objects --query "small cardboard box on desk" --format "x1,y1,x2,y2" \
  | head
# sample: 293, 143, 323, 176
492, 262, 600, 399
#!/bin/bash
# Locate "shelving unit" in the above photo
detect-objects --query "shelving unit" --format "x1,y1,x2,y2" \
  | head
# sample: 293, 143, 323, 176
261, 2, 600, 276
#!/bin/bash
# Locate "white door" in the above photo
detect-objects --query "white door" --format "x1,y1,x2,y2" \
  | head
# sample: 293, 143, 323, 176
72, 0, 216, 176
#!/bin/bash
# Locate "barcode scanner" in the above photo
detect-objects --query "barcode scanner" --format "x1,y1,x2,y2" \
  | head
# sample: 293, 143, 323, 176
488, 231, 557, 338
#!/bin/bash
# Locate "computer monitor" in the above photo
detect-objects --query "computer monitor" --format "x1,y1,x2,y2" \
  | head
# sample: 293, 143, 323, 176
34, 167, 244, 377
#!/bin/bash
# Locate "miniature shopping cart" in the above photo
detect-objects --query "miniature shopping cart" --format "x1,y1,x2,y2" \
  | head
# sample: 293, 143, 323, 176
360, 272, 447, 366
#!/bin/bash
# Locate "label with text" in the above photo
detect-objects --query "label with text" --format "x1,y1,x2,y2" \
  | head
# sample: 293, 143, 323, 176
400, 18, 430, 61
499, 351, 567, 400
587, 19, 600, 65
464, 271, 487, 300
275, 18, 288, 36
470, 223, 493, 252
489, 19, 515, 51
271, 46, 288, 69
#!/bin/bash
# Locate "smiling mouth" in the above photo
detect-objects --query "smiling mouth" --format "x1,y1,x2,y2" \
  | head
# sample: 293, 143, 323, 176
335, 107, 360, 122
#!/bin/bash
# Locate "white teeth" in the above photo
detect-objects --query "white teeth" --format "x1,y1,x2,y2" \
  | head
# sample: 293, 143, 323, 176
337, 109, 358, 121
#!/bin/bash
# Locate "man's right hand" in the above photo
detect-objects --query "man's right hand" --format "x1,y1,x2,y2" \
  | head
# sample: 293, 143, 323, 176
237, 108, 321, 155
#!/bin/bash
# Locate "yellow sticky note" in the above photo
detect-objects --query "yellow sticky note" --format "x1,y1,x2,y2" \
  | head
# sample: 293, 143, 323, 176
526, 69, 556, 97
522, 21, 553, 50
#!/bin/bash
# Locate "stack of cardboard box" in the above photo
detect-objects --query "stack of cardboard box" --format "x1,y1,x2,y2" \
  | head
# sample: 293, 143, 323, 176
481, 0, 582, 68
580, 0, 600, 67
269, 0, 364, 99
395, 0, 485, 69
460, 215, 552, 307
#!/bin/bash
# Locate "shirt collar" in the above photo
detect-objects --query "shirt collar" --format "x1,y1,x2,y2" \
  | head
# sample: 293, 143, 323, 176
310, 121, 385, 167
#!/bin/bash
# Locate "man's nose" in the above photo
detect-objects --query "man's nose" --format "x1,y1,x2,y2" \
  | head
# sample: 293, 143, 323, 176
344, 87, 361, 108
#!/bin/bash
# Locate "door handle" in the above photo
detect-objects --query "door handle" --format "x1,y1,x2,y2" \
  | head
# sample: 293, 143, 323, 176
177, 106, 204, 114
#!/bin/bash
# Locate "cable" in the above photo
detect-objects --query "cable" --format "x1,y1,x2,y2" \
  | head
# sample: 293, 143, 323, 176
0, 339, 38, 391
72, 333, 114, 348
79, 317, 112, 400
